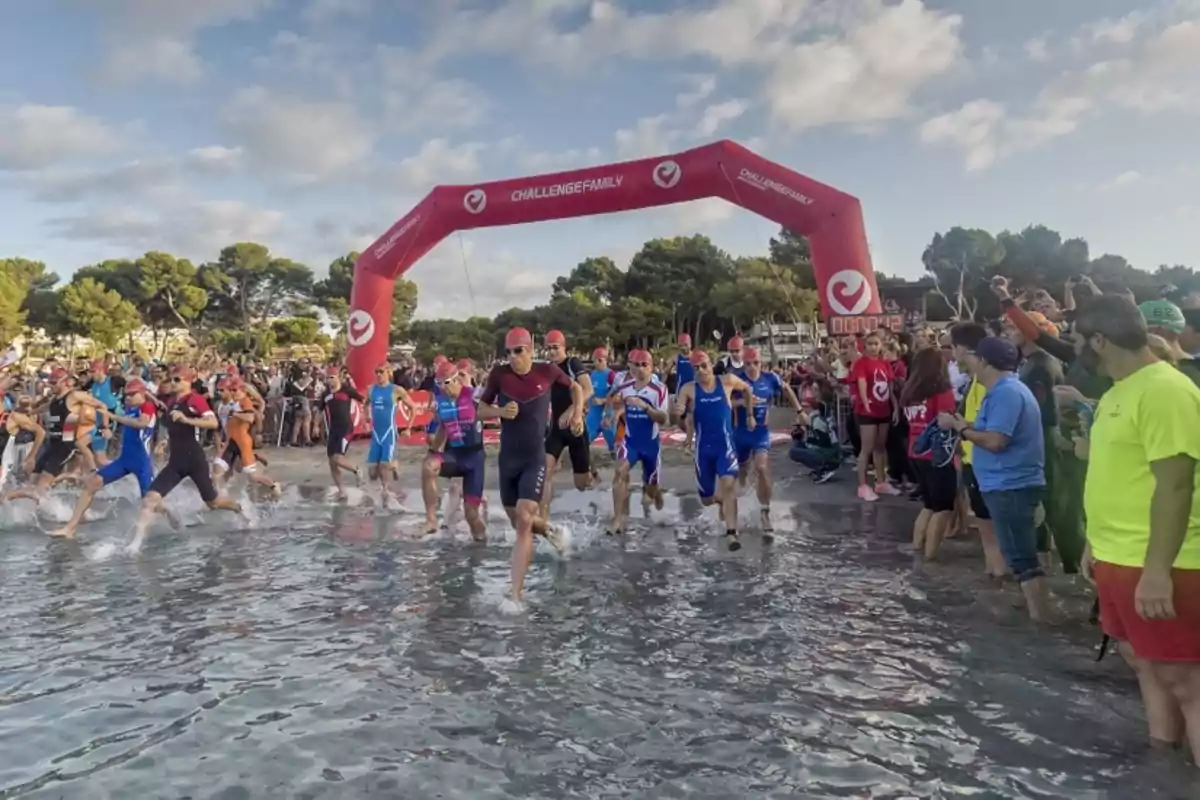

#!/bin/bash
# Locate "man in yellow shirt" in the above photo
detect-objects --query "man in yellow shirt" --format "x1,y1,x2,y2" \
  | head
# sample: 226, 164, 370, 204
1077, 295, 1200, 765
949, 322, 1006, 577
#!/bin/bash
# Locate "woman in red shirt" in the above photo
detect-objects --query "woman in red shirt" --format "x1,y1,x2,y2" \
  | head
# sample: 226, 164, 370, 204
900, 348, 958, 560
849, 333, 897, 501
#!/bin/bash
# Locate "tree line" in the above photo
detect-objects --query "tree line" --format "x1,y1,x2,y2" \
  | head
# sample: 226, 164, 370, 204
3, 224, 1196, 363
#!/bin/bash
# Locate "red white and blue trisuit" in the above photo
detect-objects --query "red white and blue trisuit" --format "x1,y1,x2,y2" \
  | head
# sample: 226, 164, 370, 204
615, 375, 668, 486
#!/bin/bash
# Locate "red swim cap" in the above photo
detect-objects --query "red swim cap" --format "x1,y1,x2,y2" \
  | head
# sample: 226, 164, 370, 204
677, 333, 692, 346
728, 336, 744, 350
592, 347, 608, 360
456, 358, 473, 372
505, 328, 533, 349
435, 361, 459, 382
545, 329, 566, 346
125, 378, 147, 394
744, 347, 760, 362
326, 365, 341, 377
689, 350, 710, 366
433, 354, 449, 366
50, 368, 69, 382
629, 349, 651, 365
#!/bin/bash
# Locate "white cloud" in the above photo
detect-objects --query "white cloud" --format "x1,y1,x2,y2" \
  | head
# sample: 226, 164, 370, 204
391, 138, 486, 190
303, 0, 371, 23
47, 200, 284, 259
1087, 12, 1146, 45
0, 105, 126, 171
84, 0, 275, 85
219, 86, 375, 182
25, 158, 180, 203
421, 0, 963, 134
923, 14, 1200, 171
614, 115, 677, 160
676, 74, 717, 109
376, 46, 491, 132
1100, 170, 1142, 191
98, 37, 204, 84
764, 0, 963, 132
517, 146, 605, 173
695, 99, 750, 138
187, 145, 244, 173
1024, 36, 1049, 62
406, 240, 559, 319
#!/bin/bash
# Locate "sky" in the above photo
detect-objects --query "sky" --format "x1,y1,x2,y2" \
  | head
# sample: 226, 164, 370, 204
1, 0, 1198, 319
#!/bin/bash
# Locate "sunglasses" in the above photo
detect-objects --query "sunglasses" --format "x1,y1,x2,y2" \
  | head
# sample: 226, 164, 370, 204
631, 361, 651, 368
506, 347, 527, 355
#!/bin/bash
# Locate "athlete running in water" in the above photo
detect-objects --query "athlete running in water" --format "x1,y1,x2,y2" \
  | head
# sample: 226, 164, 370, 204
422, 361, 487, 541
673, 333, 696, 434
322, 368, 364, 500
479, 328, 579, 603
540, 329, 594, 518
3, 369, 108, 507
128, 368, 242, 552
213, 378, 282, 497
607, 349, 669, 535
84, 360, 122, 467
49, 379, 179, 539
674, 350, 756, 551
733, 348, 803, 538
0, 397, 45, 487
586, 348, 617, 455
366, 363, 416, 508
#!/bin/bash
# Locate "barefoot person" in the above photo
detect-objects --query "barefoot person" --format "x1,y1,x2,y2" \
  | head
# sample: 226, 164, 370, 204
214, 378, 282, 498
421, 361, 486, 541
366, 362, 417, 509
3, 369, 108, 508
49, 379, 162, 539
607, 349, 668, 536
0, 396, 45, 487
675, 350, 756, 551
734, 347, 803, 538
127, 368, 242, 551
321, 368, 363, 500
540, 330, 595, 517
478, 328, 579, 603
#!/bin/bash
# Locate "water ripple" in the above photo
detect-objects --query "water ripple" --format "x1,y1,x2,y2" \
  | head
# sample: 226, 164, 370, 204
0, 485, 1191, 798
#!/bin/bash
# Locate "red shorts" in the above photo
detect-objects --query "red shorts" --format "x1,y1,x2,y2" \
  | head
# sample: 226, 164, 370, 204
1094, 561, 1200, 662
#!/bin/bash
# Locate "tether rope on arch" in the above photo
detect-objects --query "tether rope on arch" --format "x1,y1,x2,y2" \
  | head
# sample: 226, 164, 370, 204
716, 161, 813, 332
456, 231, 478, 317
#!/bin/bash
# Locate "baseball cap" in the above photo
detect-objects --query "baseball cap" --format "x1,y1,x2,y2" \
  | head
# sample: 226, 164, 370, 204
1139, 299, 1186, 334
505, 328, 533, 349
728, 336, 744, 350
545, 329, 566, 346
678, 333, 692, 346
689, 350, 711, 367
974, 337, 1020, 371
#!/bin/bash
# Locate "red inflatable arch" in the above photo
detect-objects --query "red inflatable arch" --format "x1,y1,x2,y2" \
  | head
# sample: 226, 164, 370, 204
346, 138, 880, 388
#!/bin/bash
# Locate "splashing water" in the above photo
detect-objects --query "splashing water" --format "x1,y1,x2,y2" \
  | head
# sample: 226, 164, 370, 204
0, 478, 1193, 798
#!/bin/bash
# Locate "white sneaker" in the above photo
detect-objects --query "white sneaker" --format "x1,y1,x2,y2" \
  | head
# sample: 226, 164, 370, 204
875, 482, 901, 497
543, 523, 571, 556
857, 484, 879, 502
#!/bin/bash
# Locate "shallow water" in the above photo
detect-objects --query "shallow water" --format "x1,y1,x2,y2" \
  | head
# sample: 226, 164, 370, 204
0, 479, 1195, 799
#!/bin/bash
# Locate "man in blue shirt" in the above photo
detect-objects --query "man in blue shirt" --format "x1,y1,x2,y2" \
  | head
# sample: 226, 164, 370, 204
939, 336, 1052, 623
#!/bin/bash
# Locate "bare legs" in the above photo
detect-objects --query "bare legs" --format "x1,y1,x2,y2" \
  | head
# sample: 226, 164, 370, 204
701, 475, 739, 550
912, 508, 952, 561
129, 489, 242, 553
327, 454, 359, 500
47, 472, 105, 539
